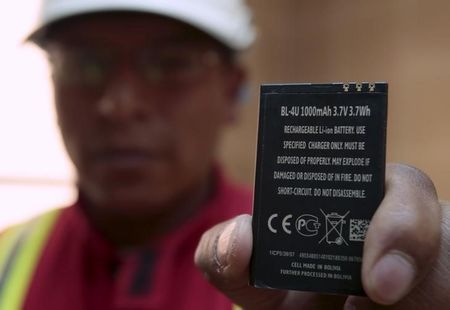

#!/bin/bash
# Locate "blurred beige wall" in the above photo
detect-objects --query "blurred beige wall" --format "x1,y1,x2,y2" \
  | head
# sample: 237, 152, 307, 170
220, 1, 450, 200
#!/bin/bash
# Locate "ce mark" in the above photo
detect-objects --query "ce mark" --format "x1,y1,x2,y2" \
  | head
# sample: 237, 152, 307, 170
268, 214, 293, 234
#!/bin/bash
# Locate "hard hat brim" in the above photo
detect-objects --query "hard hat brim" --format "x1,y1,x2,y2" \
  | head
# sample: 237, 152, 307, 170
27, 0, 256, 50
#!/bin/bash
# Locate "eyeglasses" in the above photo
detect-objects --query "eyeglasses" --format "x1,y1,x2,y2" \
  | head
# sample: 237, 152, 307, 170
48, 43, 226, 89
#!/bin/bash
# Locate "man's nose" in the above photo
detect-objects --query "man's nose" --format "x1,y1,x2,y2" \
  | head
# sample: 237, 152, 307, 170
96, 64, 154, 122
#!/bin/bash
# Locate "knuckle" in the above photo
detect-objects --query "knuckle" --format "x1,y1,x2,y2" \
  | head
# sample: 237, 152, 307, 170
368, 198, 441, 263
387, 163, 437, 199
195, 226, 222, 270
370, 207, 420, 247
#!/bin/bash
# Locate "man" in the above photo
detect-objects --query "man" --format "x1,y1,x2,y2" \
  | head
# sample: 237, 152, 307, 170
0, 1, 448, 310
0, 0, 255, 309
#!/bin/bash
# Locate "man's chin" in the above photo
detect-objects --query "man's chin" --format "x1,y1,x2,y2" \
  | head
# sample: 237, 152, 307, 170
83, 184, 175, 216
110, 192, 172, 212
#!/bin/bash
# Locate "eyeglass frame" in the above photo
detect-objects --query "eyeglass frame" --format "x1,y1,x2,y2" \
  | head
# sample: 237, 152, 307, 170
44, 38, 235, 91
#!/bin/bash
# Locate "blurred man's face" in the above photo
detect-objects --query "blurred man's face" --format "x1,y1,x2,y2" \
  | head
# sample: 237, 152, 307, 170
45, 14, 242, 215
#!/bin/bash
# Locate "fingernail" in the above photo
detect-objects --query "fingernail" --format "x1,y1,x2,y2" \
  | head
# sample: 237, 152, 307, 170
215, 221, 237, 269
369, 251, 416, 304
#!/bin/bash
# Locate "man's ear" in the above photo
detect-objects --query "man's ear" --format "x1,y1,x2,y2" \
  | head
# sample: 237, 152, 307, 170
224, 65, 247, 123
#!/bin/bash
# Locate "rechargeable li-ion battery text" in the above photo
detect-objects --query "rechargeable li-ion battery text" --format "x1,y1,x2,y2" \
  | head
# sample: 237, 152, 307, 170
251, 82, 388, 295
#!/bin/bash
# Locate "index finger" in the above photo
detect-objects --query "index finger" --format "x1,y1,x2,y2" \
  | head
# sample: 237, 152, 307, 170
194, 215, 347, 310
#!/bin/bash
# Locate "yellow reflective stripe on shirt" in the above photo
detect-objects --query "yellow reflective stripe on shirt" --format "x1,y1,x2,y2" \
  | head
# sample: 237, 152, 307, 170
0, 223, 28, 299
0, 209, 60, 310
233, 304, 243, 310
0, 224, 25, 274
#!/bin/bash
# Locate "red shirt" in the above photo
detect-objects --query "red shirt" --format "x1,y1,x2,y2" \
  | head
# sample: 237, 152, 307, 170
23, 172, 252, 310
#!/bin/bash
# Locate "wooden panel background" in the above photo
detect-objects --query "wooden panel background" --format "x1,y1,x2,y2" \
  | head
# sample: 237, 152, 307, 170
219, 1, 450, 200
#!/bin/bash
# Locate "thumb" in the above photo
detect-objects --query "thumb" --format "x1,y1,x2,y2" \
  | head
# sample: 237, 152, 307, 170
360, 164, 441, 305
194, 214, 287, 310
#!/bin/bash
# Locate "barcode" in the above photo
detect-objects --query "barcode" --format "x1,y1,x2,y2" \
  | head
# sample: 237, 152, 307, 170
349, 219, 370, 242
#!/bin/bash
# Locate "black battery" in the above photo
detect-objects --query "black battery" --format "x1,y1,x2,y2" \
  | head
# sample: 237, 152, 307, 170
250, 82, 387, 296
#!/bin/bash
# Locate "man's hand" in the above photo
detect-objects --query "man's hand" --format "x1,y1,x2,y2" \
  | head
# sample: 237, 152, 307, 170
195, 164, 450, 309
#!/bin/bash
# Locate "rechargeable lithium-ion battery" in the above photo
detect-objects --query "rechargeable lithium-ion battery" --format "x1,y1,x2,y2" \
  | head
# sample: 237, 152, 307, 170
251, 82, 387, 295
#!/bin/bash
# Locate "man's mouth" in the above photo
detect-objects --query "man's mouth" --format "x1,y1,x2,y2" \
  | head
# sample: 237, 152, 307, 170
91, 148, 167, 169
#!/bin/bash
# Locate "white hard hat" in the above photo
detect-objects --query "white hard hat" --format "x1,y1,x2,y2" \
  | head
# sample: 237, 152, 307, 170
28, 0, 256, 50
